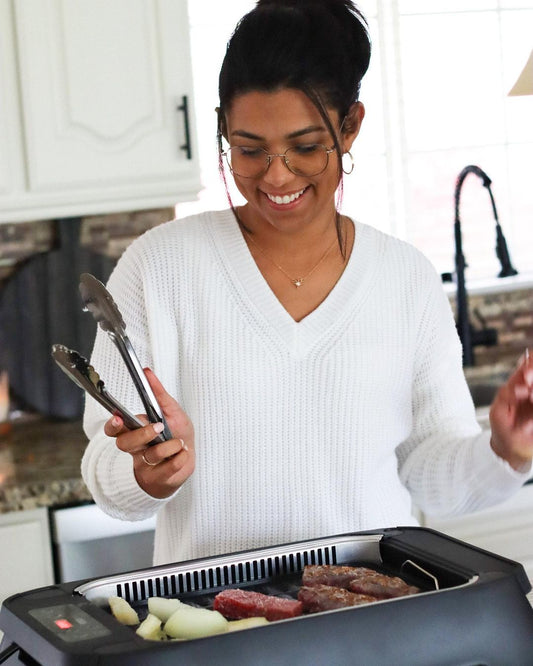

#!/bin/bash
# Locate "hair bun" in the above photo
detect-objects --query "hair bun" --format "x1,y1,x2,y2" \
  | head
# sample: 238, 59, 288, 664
256, 0, 365, 14
257, 0, 347, 7
254, 0, 369, 31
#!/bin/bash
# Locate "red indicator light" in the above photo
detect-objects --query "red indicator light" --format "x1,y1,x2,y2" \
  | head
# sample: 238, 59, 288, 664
54, 618, 73, 630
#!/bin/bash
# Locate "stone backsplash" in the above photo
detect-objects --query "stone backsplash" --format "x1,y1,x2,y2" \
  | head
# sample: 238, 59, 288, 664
0, 211, 532, 378
449, 287, 533, 376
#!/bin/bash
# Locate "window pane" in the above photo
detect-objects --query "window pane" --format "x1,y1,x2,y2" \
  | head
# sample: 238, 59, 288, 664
188, 0, 254, 25
502, 11, 533, 143
406, 147, 514, 279
342, 155, 390, 233
358, 18, 386, 156
400, 12, 506, 151
508, 143, 533, 273
399, 1, 497, 12
499, 0, 533, 7
357, 0, 377, 18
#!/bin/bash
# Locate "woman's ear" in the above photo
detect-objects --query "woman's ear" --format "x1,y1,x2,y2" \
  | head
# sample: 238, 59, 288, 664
341, 102, 365, 151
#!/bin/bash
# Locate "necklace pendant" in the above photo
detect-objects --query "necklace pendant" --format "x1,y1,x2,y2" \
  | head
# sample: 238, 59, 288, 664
293, 278, 303, 288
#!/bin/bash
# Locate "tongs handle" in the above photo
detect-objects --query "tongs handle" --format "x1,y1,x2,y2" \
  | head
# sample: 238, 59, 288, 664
110, 334, 167, 428
79, 273, 172, 441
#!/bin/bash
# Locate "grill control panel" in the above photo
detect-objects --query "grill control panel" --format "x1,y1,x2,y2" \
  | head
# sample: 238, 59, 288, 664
29, 604, 111, 643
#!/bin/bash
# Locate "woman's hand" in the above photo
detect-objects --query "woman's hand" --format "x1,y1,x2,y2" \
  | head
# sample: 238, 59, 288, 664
489, 350, 533, 472
104, 368, 195, 498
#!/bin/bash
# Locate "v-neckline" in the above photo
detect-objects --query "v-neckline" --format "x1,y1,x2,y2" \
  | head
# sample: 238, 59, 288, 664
205, 210, 383, 356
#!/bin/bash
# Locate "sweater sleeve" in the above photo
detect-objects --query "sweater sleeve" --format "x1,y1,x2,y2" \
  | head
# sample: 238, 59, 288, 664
396, 265, 529, 518
81, 237, 176, 521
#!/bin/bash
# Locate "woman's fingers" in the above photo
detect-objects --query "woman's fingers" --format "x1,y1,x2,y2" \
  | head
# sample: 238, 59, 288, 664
104, 414, 129, 438
103, 368, 195, 498
489, 350, 533, 470
522, 349, 533, 403
135, 435, 194, 499
495, 350, 532, 407
114, 421, 167, 454
143, 367, 194, 446
138, 437, 187, 467
143, 367, 175, 412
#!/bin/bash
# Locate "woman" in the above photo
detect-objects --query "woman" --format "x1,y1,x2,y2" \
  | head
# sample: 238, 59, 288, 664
82, 0, 532, 566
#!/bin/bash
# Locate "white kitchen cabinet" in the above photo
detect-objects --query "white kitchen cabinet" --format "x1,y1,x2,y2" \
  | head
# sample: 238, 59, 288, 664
0, 0, 26, 205
0, 0, 201, 223
0, 508, 54, 607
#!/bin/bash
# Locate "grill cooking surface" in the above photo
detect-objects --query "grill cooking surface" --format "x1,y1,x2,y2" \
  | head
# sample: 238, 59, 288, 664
78, 533, 431, 611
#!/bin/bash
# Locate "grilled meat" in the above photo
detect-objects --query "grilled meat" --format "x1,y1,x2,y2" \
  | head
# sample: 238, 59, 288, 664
348, 572, 419, 598
302, 565, 419, 599
298, 584, 378, 613
302, 565, 376, 589
213, 589, 303, 621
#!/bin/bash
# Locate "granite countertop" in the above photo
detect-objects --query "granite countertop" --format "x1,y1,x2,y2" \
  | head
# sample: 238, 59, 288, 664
0, 416, 93, 514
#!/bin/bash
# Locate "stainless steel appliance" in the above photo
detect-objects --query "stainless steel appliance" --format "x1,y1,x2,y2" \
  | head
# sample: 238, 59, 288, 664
1, 527, 532, 665
49, 502, 156, 583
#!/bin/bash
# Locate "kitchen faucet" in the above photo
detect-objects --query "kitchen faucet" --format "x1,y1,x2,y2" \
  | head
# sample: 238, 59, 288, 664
453, 165, 518, 366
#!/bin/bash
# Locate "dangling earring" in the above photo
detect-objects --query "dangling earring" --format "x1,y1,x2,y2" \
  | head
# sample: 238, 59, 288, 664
342, 151, 354, 175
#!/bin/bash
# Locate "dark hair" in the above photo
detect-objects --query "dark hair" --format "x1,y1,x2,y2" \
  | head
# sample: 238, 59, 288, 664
219, 0, 370, 119
217, 0, 371, 243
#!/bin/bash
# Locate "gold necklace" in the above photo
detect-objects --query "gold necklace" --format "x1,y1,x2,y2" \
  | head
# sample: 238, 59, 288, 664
244, 230, 339, 288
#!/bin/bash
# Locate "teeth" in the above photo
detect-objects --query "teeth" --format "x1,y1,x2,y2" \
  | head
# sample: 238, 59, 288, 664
267, 188, 306, 205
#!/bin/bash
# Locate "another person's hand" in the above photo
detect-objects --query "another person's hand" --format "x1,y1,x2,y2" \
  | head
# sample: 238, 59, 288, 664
490, 350, 533, 472
104, 368, 195, 498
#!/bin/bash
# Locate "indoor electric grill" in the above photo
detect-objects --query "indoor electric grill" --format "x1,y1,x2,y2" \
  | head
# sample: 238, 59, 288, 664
1, 527, 532, 665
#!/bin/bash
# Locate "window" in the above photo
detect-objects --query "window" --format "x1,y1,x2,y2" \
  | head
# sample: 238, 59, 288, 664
181, 0, 533, 281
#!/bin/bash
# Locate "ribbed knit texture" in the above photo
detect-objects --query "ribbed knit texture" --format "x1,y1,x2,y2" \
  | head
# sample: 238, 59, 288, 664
82, 210, 529, 565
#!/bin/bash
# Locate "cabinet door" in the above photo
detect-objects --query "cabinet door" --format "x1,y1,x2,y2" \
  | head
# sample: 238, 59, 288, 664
0, 508, 54, 606
12, 0, 200, 210
0, 0, 26, 203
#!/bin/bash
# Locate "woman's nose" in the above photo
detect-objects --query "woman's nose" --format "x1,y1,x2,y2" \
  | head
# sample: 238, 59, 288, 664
262, 155, 293, 186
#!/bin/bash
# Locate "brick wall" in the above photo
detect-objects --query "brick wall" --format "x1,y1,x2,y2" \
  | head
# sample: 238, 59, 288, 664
0, 207, 175, 286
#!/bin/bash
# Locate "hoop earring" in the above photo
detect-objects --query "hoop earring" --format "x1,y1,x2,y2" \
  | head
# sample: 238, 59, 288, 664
342, 151, 354, 175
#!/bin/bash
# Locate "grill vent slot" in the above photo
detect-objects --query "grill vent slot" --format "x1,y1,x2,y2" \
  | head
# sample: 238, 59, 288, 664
116, 545, 337, 603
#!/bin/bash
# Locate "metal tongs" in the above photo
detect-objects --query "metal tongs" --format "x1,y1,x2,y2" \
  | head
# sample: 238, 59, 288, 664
51, 273, 172, 443
51, 344, 151, 433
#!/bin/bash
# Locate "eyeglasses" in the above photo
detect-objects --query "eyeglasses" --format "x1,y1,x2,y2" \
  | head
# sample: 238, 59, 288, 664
222, 144, 336, 178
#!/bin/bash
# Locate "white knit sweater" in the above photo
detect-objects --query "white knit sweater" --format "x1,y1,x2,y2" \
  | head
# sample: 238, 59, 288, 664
82, 209, 528, 565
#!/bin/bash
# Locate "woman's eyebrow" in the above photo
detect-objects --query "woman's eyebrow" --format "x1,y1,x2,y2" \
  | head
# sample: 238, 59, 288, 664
230, 129, 264, 140
230, 125, 327, 141
287, 125, 326, 139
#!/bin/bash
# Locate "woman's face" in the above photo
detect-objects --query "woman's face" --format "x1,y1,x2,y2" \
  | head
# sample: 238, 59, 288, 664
222, 88, 363, 235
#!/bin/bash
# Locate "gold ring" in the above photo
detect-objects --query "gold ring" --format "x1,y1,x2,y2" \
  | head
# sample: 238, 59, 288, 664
142, 451, 159, 466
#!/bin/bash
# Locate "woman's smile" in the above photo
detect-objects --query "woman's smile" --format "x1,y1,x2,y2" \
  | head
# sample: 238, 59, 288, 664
264, 186, 309, 207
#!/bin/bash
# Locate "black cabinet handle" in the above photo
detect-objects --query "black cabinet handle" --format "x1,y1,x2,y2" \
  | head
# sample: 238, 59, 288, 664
177, 95, 192, 160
